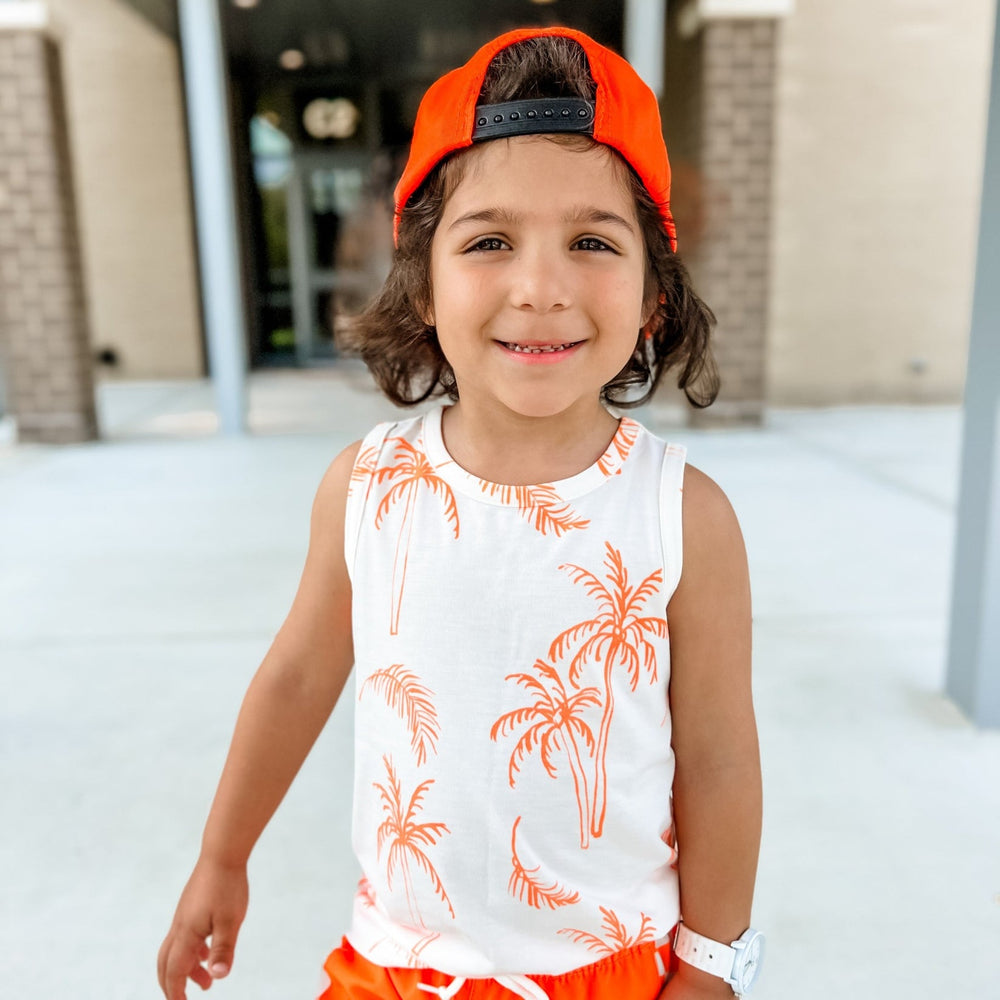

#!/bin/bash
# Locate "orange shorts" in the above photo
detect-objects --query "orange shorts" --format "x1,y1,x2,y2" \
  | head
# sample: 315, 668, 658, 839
317, 936, 677, 1000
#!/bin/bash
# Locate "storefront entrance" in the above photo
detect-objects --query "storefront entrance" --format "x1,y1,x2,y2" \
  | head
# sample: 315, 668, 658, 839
226, 2, 624, 369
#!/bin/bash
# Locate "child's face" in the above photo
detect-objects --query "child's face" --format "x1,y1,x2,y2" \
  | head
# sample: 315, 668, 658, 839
428, 136, 650, 422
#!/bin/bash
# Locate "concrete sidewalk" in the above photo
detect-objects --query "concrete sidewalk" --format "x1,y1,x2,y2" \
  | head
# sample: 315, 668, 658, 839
2, 368, 998, 1000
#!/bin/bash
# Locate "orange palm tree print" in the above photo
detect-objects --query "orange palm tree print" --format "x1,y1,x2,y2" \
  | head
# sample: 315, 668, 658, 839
356, 876, 378, 909
367, 930, 441, 970
349, 444, 380, 502
558, 906, 656, 955
360, 664, 440, 766
374, 438, 459, 634
662, 822, 679, 870
507, 816, 580, 909
373, 755, 454, 927
480, 481, 590, 536
490, 659, 600, 848
407, 931, 441, 966
597, 418, 640, 477
549, 542, 667, 838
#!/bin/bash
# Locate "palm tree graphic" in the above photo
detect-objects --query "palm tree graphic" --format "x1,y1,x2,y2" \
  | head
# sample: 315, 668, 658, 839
490, 659, 601, 849
479, 481, 590, 536
597, 417, 639, 477
360, 663, 440, 766
349, 444, 380, 502
549, 542, 667, 838
559, 906, 656, 955
373, 755, 454, 928
507, 815, 581, 909
374, 438, 459, 635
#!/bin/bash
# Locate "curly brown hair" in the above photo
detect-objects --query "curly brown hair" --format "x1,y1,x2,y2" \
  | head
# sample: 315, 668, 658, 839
343, 36, 719, 410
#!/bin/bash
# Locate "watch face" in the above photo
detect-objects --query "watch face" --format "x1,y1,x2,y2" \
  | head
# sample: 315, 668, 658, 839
737, 933, 764, 992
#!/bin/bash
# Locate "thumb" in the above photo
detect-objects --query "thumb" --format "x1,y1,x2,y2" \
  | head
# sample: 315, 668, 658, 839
207, 917, 240, 979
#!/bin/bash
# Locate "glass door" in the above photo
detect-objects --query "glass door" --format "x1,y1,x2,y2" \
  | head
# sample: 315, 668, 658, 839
286, 151, 394, 363
248, 82, 400, 367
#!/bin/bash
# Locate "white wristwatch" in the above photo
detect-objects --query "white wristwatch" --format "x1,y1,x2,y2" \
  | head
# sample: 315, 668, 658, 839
673, 923, 765, 997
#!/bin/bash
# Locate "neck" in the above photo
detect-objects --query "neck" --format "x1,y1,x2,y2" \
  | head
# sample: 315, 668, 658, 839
439, 398, 620, 486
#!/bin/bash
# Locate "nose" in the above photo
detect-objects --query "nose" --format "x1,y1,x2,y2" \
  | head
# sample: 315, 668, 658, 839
507, 247, 571, 313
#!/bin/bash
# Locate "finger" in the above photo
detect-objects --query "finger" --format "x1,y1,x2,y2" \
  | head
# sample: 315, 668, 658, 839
189, 962, 212, 991
164, 962, 189, 1000
158, 932, 192, 999
157, 936, 169, 996
207, 915, 241, 979
164, 929, 206, 1000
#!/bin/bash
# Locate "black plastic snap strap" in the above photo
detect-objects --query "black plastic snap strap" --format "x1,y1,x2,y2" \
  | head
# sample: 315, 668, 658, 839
471, 98, 595, 141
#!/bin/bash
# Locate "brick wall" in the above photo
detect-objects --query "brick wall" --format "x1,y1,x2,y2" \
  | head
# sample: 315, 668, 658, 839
664, 17, 778, 427
0, 28, 96, 443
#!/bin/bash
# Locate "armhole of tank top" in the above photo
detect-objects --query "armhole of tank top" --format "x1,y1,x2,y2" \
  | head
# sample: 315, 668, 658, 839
659, 443, 688, 604
343, 421, 395, 584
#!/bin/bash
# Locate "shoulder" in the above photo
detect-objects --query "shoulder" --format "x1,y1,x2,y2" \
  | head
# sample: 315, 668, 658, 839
314, 411, 419, 501
680, 462, 743, 544
314, 440, 363, 509
308, 439, 373, 550
669, 461, 749, 615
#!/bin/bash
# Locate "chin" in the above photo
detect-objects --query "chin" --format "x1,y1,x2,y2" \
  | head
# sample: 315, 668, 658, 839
495, 391, 601, 421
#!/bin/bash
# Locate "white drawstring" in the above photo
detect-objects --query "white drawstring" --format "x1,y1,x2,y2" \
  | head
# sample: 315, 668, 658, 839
417, 978, 466, 1000
417, 977, 466, 1000
417, 973, 550, 1000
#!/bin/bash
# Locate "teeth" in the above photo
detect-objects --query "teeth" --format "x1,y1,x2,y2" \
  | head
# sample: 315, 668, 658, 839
504, 342, 577, 354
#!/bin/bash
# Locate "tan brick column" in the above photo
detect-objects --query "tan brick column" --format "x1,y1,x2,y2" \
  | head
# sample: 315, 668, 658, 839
695, 18, 777, 426
0, 24, 97, 443
664, 15, 779, 427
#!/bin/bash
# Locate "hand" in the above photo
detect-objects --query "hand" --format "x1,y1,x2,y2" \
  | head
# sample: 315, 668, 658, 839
657, 963, 736, 1000
157, 858, 249, 1000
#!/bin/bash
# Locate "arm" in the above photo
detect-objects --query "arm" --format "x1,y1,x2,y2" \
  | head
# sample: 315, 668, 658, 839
157, 441, 361, 1000
661, 465, 761, 999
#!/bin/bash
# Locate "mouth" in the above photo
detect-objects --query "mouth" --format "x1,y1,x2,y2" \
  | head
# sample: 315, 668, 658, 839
498, 341, 583, 355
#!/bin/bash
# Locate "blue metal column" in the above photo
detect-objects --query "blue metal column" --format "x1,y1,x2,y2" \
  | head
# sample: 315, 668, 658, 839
625, 0, 666, 97
177, 0, 248, 434
945, 3, 1000, 727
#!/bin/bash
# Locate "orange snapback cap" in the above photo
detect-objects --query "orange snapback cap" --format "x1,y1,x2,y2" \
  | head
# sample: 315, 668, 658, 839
393, 26, 677, 252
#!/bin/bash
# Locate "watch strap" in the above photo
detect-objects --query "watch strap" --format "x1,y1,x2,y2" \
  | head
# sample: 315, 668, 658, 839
673, 924, 737, 982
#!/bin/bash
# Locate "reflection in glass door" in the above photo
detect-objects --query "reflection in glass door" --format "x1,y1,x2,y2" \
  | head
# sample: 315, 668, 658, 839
250, 113, 294, 362
286, 153, 386, 363
251, 121, 395, 365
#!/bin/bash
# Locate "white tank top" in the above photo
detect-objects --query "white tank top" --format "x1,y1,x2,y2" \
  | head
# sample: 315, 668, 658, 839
343, 405, 686, 977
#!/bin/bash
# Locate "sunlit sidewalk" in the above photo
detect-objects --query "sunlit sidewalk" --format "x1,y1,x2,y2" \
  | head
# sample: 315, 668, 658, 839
1, 368, 997, 1000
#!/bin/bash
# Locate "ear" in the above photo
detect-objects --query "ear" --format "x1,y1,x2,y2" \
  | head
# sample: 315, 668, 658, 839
419, 292, 435, 327
641, 289, 666, 330
640, 299, 657, 332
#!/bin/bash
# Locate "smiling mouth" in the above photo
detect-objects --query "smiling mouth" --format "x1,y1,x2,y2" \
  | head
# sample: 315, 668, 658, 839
499, 341, 583, 354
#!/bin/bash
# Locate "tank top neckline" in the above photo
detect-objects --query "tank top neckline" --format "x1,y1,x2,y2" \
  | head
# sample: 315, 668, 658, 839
421, 404, 639, 505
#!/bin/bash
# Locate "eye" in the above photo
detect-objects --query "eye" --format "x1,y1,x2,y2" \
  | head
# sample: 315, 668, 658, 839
465, 236, 508, 253
573, 236, 616, 253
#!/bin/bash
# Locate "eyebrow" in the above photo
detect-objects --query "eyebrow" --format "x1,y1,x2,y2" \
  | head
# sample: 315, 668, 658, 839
564, 208, 636, 234
447, 205, 636, 234
447, 207, 521, 231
